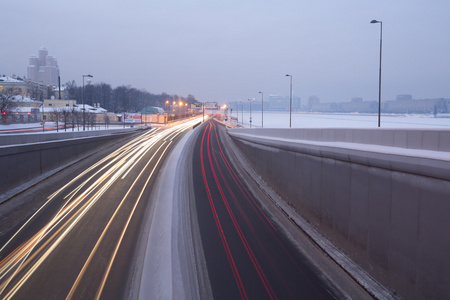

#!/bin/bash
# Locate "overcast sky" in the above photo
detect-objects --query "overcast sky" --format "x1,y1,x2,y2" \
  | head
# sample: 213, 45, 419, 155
2, 0, 449, 103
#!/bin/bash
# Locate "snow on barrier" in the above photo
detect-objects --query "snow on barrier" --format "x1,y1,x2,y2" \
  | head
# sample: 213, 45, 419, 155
228, 127, 450, 300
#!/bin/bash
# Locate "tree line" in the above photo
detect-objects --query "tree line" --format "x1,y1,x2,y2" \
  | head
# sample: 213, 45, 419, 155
64, 81, 197, 113
48, 108, 104, 132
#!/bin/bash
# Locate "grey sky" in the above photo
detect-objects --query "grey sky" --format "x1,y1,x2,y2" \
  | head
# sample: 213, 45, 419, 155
2, 0, 449, 103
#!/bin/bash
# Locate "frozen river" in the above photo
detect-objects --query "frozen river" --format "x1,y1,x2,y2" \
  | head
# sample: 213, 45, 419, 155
229, 111, 450, 129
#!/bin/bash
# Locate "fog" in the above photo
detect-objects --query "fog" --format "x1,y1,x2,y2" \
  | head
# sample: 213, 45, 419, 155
2, 0, 450, 103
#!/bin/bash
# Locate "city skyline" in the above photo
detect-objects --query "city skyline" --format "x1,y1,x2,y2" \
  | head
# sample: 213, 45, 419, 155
2, 0, 449, 103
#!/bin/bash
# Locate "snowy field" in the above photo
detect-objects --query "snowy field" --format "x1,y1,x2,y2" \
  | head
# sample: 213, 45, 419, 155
229, 112, 450, 129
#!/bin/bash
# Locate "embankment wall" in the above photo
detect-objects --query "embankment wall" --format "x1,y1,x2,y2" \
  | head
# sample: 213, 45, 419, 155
0, 128, 145, 195
228, 128, 450, 300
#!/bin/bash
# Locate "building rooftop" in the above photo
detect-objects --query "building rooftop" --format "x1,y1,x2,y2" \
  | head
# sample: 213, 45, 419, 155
0, 75, 24, 83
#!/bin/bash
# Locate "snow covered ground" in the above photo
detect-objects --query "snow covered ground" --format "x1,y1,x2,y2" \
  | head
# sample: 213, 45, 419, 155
229, 111, 450, 128
0, 122, 137, 133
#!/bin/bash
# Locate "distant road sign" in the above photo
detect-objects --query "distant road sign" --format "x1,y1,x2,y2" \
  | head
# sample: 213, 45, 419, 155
204, 102, 218, 110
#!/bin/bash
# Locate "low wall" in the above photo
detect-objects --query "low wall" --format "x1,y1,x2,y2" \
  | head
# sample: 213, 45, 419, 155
228, 128, 450, 300
0, 127, 144, 146
0, 129, 145, 195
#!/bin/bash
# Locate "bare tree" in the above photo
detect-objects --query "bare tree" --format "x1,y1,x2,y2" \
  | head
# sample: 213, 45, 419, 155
49, 108, 62, 132
103, 113, 110, 129
0, 88, 18, 115
75, 110, 83, 131
85, 112, 96, 130
70, 107, 79, 131
61, 108, 71, 132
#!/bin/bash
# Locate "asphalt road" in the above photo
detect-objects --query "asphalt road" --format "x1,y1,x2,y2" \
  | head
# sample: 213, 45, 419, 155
1, 117, 372, 299
0, 121, 198, 299
191, 119, 368, 300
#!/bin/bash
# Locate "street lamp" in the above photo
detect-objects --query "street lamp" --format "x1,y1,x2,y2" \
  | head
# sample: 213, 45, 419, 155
248, 99, 252, 128
286, 74, 292, 128
371, 19, 382, 127
240, 101, 243, 127
82, 74, 93, 131
259, 91, 264, 127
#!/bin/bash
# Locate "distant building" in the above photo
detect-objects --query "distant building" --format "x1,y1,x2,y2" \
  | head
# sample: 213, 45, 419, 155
268, 94, 301, 111
0, 75, 51, 100
396, 94, 412, 101
27, 47, 60, 86
384, 98, 448, 114
307, 96, 320, 111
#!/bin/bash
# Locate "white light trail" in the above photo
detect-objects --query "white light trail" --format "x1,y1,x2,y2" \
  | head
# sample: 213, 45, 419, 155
0, 118, 203, 298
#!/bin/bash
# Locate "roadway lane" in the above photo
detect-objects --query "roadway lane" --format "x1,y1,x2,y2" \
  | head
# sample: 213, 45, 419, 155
192, 120, 356, 299
0, 119, 201, 299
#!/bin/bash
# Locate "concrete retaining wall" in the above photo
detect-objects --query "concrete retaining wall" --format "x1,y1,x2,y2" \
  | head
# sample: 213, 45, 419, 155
0, 127, 143, 146
228, 128, 450, 300
0, 129, 144, 195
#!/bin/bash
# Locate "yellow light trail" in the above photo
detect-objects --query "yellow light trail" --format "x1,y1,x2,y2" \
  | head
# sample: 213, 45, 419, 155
0, 118, 203, 299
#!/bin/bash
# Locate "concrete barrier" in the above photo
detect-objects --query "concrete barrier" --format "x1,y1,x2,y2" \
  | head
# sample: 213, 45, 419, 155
232, 127, 450, 152
0, 127, 146, 146
228, 128, 450, 300
0, 129, 145, 196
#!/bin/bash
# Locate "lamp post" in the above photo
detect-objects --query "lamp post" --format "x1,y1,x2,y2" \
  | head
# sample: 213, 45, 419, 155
240, 101, 243, 127
286, 74, 292, 128
82, 74, 93, 131
371, 19, 382, 127
259, 91, 264, 127
41, 100, 45, 132
248, 98, 252, 128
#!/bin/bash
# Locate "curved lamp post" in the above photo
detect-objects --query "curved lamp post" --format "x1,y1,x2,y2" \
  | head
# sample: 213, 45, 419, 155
82, 74, 93, 131
285, 74, 292, 128
371, 19, 382, 127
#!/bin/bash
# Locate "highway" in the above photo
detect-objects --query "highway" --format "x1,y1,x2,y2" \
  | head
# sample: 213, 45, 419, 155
0, 117, 372, 299
191, 119, 369, 299
0, 119, 200, 299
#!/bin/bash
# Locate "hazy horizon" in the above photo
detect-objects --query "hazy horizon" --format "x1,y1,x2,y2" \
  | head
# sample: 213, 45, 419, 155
2, 0, 449, 104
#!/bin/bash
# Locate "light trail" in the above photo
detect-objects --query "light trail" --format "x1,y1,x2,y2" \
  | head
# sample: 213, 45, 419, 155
0, 118, 202, 299
66, 141, 169, 300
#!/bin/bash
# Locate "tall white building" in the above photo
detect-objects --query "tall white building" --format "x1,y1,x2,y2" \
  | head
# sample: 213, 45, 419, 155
27, 47, 60, 86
